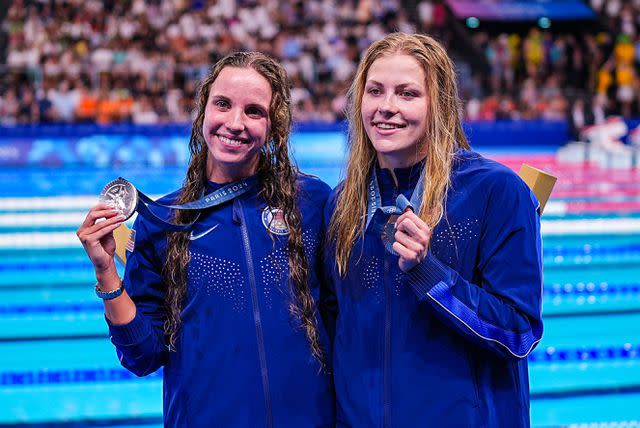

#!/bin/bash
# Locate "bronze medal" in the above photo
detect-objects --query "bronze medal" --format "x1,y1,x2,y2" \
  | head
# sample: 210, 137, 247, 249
381, 214, 400, 254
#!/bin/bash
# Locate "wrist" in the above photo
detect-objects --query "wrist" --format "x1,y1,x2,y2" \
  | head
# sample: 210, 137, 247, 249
95, 263, 120, 291
95, 279, 124, 300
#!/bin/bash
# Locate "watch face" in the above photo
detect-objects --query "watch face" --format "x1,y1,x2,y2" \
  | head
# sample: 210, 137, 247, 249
99, 178, 138, 221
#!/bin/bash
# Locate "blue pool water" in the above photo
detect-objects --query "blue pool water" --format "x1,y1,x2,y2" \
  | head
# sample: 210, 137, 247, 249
1, 132, 639, 427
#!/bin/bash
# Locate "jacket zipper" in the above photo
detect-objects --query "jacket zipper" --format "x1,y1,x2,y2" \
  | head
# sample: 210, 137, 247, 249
238, 201, 273, 428
383, 256, 391, 428
383, 184, 397, 428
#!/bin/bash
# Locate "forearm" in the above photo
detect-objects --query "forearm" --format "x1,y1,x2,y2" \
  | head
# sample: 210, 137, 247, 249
99, 261, 168, 375
96, 261, 137, 325
408, 251, 543, 359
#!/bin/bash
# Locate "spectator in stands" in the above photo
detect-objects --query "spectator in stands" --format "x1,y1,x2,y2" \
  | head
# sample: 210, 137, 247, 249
75, 83, 99, 123
49, 79, 80, 123
16, 87, 39, 124
524, 28, 545, 79
131, 95, 159, 125
612, 34, 636, 118
569, 97, 589, 139
0, 88, 20, 126
3, 0, 638, 123
36, 88, 59, 123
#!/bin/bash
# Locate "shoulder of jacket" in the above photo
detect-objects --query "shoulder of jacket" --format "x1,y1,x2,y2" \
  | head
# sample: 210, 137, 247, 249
296, 173, 332, 202
455, 150, 527, 192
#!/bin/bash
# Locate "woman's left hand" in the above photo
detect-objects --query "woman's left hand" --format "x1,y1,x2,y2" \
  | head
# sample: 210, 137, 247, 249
392, 211, 432, 272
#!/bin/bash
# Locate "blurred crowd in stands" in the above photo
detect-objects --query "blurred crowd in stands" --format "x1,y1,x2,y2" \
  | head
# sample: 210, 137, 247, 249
1, 0, 639, 129
465, 0, 640, 134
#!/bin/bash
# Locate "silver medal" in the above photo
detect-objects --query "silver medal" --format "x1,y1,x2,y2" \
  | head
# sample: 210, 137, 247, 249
99, 178, 138, 220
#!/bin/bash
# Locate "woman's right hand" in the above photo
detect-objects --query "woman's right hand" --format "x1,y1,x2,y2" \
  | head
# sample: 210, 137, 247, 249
76, 203, 126, 273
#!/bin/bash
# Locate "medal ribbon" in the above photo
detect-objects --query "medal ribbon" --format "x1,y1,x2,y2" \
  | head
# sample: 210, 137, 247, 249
366, 169, 425, 254
366, 169, 425, 229
130, 175, 258, 232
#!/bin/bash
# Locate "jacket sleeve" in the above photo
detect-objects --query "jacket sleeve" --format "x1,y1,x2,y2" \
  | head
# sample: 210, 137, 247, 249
106, 215, 169, 376
407, 173, 543, 360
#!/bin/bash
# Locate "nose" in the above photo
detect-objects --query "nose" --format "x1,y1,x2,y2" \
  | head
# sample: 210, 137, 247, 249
226, 108, 245, 133
378, 93, 398, 116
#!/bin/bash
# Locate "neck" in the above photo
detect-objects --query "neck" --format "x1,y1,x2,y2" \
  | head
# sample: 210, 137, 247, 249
207, 157, 259, 184
377, 152, 426, 171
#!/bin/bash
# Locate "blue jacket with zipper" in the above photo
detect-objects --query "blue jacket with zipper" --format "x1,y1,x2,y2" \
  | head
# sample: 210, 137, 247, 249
323, 150, 543, 427
108, 174, 335, 427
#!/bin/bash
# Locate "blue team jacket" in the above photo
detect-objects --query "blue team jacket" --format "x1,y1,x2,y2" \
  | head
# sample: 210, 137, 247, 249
108, 174, 335, 427
323, 150, 543, 427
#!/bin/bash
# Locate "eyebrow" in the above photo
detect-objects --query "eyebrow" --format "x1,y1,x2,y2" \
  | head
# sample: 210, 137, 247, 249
365, 79, 422, 89
209, 94, 269, 111
209, 94, 229, 102
246, 103, 269, 113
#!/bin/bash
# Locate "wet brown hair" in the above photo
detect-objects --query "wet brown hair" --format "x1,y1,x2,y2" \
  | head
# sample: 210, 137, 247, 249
163, 52, 324, 366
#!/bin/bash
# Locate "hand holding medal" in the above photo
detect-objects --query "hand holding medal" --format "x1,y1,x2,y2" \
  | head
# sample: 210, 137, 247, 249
77, 178, 139, 275
391, 204, 432, 273
76, 201, 127, 274
366, 171, 430, 272
79, 175, 259, 274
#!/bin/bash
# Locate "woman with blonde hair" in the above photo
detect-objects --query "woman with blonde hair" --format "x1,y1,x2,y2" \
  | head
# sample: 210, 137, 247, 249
77, 52, 335, 426
325, 33, 543, 427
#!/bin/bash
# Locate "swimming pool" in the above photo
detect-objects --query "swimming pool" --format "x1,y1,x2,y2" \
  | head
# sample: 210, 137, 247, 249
1, 132, 639, 427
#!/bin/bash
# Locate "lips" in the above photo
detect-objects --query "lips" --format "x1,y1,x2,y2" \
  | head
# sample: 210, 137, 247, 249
373, 122, 406, 129
217, 134, 247, 146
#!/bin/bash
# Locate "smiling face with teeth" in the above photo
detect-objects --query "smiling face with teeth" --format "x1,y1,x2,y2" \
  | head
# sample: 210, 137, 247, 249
202, 66, 272, 183
361, 53, 429, 170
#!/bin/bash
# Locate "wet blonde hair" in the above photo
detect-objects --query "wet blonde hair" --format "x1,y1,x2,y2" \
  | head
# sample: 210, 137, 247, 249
329, 33, 470, 275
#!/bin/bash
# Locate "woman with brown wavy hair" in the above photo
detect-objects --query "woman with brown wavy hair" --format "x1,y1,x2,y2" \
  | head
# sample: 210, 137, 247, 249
324, 33, 543, 427
77, 52, 335, 426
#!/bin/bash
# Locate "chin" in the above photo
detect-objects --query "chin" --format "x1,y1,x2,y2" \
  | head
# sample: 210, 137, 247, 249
218, 154, 251, 167
372, 141, 404, 155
